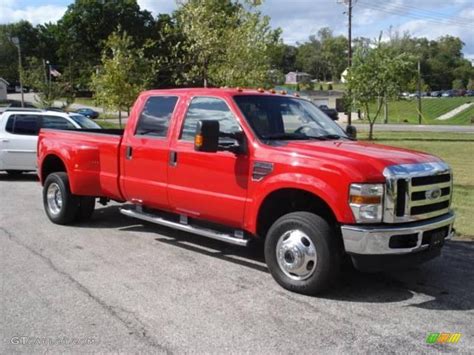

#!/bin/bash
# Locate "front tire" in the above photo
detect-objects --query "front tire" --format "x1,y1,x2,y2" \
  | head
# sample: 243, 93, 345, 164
43, 172, 79, 225
264, 212, 340, 295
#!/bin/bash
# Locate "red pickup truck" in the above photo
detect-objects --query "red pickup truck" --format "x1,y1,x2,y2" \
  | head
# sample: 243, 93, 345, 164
37, 88, 455, 295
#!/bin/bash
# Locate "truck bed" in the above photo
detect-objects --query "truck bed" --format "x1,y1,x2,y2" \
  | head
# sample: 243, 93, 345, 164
38, 128, 125, 200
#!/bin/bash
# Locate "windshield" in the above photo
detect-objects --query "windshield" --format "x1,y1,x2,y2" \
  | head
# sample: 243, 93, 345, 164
233, 95, 347, 140
69, 114, 101, 129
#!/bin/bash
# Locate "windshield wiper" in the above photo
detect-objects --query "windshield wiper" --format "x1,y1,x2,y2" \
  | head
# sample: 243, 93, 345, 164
306, 134, 345, 140
261, 133, 311, 140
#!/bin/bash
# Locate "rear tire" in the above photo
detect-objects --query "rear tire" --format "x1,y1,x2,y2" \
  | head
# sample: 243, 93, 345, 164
264, 212, 340, 295
43, 172, 79, 225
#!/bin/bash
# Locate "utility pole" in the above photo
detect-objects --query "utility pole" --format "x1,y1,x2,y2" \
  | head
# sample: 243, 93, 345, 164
417, 59, 422, 124
341, 0, 353, 125
10, 37, 24, 107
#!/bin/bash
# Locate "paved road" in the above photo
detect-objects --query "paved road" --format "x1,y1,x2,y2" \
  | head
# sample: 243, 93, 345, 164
1, 173, 472, 353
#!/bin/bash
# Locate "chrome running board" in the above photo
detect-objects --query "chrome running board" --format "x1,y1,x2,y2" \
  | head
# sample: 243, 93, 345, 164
120, 207, 249, 247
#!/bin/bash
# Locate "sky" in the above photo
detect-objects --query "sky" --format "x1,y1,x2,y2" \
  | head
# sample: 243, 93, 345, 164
1, 0, 473, 60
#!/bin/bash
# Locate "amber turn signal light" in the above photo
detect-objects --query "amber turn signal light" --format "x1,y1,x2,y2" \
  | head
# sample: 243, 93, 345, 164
195, 134, 203, 148
350, 195, 382, 204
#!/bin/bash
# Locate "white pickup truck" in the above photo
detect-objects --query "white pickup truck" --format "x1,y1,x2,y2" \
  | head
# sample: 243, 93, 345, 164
0, 109, 101, 174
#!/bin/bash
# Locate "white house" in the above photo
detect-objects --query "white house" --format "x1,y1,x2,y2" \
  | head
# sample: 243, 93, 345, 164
285, 71, 312, 85
0, 78, 9, 101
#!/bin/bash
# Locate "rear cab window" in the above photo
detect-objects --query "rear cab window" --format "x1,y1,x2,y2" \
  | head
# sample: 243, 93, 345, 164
5, 114, 41, 135
135, 96, 179, 138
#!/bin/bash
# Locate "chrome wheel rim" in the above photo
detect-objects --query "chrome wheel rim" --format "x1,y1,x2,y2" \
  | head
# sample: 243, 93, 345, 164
47, 182, 63, 215
276, 230, 317, 280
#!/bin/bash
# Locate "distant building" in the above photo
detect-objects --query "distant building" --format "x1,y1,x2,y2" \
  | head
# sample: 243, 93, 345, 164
285, 71, 312, 85
0, 78, 8, 101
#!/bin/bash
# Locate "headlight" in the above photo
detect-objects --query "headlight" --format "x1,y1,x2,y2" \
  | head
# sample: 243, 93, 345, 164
349, 183, 384, 223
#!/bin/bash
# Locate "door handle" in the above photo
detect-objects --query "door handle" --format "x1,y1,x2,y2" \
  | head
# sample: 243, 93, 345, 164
169, 151, 177, 167
125, 146, 133, 160
1, 139, 9, 143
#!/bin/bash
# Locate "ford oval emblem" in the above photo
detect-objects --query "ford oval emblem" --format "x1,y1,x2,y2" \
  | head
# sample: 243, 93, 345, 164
425, 187, 442, 200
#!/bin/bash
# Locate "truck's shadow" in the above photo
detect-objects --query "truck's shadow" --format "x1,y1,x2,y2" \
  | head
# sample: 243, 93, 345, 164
0, 172, 38, 181
84, 205, 473, 310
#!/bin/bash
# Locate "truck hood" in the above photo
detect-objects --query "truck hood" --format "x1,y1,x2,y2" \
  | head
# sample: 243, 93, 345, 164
269, 139, 441, 181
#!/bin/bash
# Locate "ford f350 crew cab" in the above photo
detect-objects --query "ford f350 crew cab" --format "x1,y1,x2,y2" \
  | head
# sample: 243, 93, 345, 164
37, 88, 455, 295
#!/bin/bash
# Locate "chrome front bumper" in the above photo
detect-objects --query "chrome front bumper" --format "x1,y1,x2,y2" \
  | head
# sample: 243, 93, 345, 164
341, 212, 455, 255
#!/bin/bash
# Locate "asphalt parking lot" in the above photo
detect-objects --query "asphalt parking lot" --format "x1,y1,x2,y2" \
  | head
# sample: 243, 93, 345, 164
1, 173, 473, 353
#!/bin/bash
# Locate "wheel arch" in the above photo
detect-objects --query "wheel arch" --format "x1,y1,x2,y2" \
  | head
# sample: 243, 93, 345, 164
255, 187, 339, 239
40, 154, 67, 185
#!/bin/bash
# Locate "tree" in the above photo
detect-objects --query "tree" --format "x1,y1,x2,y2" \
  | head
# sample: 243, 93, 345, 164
452, 79, 465, 90
0, 21, 42, 83
269, 44, 297, 75
295, 36, 327, 80
175, 0, 280, 87
91, 30, 152, 127
22, 57, 70, 108
57, 0, 155, 90
318, 28, 348, 82
347, 39, 414, 139
467, 78, 474, 91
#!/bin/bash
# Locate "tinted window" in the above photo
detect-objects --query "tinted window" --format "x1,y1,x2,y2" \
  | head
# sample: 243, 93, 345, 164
180, 97, 241, 141
42, 115, 76, 129
135, 96, 178, 137
13, 115, 40, 135
5, 116, 14, 133
234, 95, 346, 140
69, 114, 101, 129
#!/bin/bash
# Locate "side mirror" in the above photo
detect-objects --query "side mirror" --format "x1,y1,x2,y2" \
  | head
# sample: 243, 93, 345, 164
194, 120, 219, 152
346, 125, 357, 140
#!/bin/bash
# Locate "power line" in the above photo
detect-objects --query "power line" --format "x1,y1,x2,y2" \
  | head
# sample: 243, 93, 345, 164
357, 1, 473, 29
359, 2, 472, 27
367, 0, 472, 23
358, 1, 473, 29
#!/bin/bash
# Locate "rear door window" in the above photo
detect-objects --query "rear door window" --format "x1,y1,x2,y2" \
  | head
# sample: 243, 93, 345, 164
135, 96, 179, 137
5, 116, 14, 133
10, 115, 41, 135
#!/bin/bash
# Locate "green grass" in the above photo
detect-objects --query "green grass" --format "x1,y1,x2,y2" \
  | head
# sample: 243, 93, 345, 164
447, 105, 474, 125
361, 132, 474, 237
97, 120, 121, 129
73, 97, 96, 106
361, 97, 474, 125
329, 82, 346, 91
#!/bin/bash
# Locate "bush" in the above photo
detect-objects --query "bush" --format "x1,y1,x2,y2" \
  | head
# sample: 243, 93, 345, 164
452, 79, 465, 90
319, 84, 324, 91
328, 83, 333, 90
467, 79, 474, 91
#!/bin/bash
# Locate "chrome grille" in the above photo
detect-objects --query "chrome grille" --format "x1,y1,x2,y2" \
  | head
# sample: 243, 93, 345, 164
383, 162, 452, 223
